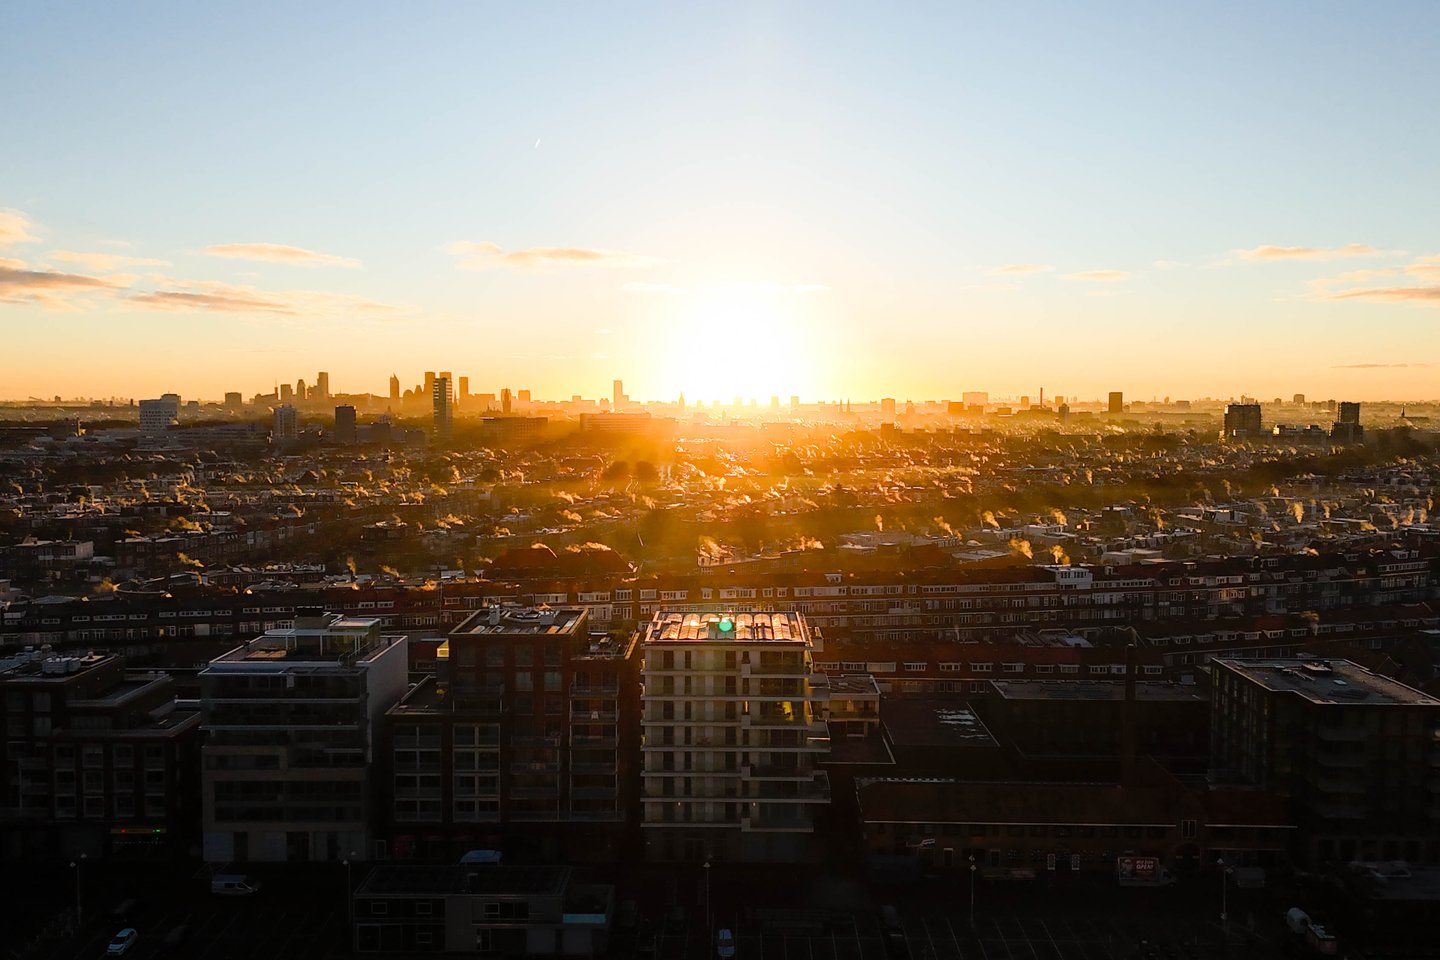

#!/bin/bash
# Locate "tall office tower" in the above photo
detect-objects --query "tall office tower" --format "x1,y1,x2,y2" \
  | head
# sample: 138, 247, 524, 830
1210, 658, 1440, 865
296, 380, 307, 402
458, 376, 469, 405
1222, 403, 1263, 440
200, 610, 407, 863
1332, 401, 1364, 444
880, 397, 897, 419
518, 389, 531, 405
613, 380, 624, 409
1339, 402, 1361, 425
383, 606, 640, 859
273, 404, 298, 441
224, 392, 243, 411
770, 395, 780, 411
433, 376, 453, 442
1108, 391, 1124, 414
639, 612, 831, 863
389, 374, 401, 402
138, 396, 180, 435
424, 371, 436, 402
501, 388, 512, 415
334, 405, 357, 444
790, 395, 800, 411
1293, 393, 1305, 405
279, 383, 294, 404
316, 371, 330, 400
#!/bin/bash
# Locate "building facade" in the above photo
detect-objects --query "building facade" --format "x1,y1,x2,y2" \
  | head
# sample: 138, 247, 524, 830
639, 611, 831, 862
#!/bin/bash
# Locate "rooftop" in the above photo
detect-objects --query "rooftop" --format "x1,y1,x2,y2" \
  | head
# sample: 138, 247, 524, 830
991, 680, 1207, 703
881, 698, 999, 749
1215, 658, 1439, 706
451, 605, 586, 637
643, 611, 812, 644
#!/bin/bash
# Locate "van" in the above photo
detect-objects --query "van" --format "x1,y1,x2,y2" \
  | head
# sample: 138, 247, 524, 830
210, 875, 260, 896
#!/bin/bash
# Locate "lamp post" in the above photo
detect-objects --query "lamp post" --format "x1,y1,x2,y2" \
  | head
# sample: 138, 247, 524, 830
703, 861, 711, 937
968, 855, 976, 927
69, 852, 87, 927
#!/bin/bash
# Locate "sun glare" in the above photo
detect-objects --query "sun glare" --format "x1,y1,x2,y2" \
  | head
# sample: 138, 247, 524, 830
664, 284, 814, 405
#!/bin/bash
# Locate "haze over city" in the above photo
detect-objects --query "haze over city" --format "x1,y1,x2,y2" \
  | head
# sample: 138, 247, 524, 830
4, 3, 1440, 402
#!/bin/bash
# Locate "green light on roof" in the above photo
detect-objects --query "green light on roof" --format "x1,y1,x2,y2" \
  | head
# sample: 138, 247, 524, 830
718, 617, 734, 632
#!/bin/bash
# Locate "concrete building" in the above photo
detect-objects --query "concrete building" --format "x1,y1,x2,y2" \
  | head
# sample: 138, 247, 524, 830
638, 611, 831, 862
223, 392, 243, 411
1107, 392, 1124, 414
0, 650, 200, 860
390, 374, 401, 402
200, 609, 408, 863
273, 403, 298, 442
352, 864, 613, 956
433, 377, 453, 443
1210, 658, 1440, 866
335, 405, 358, 444
316, 371, 330, 400
138, 397, 179, 435
382, 606, 639, 862
1222, 403, 1263, 440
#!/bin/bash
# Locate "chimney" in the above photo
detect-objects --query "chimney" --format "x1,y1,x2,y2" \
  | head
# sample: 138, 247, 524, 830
1121, 642, 1137, 785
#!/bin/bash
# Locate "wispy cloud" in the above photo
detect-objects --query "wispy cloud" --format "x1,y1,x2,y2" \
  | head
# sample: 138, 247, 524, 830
990, 263, 1053, 276
1324, 286, 1440, 305
0, 257, 128, 308
0, 209, 37, 248
1063, 269, 1130, 282
202, 243, 360, 268
1308, 256, 1440, 305
1332, 362, 1435, 369
48, 250, 171, 271
1235, 243, 1383, 262
448, 241, 654, 271
127, 278, 413, 320
1404, 255, 1440, 281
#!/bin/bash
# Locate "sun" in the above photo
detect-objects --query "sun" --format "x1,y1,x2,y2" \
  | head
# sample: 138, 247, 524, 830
662, 284, 815, 404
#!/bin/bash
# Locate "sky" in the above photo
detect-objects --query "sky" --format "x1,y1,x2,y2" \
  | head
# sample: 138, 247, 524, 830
3, 2, 1439, 404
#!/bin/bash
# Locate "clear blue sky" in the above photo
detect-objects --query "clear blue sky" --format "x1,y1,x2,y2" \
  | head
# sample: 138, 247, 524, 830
3, 2, 1438, 402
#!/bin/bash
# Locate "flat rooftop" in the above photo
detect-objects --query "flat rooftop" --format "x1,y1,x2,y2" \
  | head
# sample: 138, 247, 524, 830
882, 698, 999, 749
644, 611, 811, 644
1216, 658, 1438, 706
356, 864, 570, 897
451, 606, 586, 637
828, 674, 881, 697
991, 681, 1207, 703
209, 633, 404, 666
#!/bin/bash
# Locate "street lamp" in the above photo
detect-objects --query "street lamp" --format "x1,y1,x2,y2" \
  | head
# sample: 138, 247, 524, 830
703, 861, 711, 937
69, 852, 87, 927
968, 855, 977, 927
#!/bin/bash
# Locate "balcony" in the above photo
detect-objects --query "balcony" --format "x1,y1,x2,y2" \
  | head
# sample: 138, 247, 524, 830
570, 784, 619, 798
570, 683, 620, 698
571, 709, 618, 722
571, 761, 618, 775
573, 735, 618, 749
511, 783, 562, 798
513, 734, 561, 747
510, 760, 560, 774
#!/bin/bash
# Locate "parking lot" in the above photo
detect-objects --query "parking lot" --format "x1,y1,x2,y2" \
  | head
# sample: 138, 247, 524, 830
613, 908, 1234, 960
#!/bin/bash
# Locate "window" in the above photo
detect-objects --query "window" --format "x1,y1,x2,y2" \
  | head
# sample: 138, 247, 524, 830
970, 663, 992, 674
903, 662, 926, 672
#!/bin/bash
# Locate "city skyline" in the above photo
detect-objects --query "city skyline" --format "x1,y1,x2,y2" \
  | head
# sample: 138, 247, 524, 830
4, 4, 1440, 402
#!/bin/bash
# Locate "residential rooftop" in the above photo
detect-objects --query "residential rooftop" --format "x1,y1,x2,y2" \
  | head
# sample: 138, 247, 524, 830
1215, 658, 1439, 706
991, 680, 1207, 703
881, 698, 1000, 749
450, 605, 586, 637
642, 611, 813, 644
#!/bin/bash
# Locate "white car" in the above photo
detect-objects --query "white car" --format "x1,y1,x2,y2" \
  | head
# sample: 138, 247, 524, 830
107, 929, 138, 956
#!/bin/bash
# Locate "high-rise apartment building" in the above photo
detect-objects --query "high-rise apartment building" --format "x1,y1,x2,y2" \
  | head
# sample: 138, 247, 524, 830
279, 383, 294, 404
501, 388, 512, 415
224, 391, 243, 411
612, 380, 625, 410
138, 397, 180, 435
458, 376, 469, 405
1210, 658, 1440, 865
1338, 402, 1361, 425
200, 609, 408, 863
1108, 391, 1124, 414
334, 405, 357, 444
382, 606, 639, 861
389, 374, 400, 402
273, 404, 298, 442
1222, 403, 1263, 440
880, 398, 897, 419
316, 371, 330, 400
638, 611, 831, 863
423, 371, 436, 402
433, 376, 453, 443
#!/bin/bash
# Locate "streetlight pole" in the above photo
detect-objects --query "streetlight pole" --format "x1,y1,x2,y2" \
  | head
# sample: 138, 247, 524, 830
69, 852, 87, 928
968, 855, 976, 927
703, 861, 711, 938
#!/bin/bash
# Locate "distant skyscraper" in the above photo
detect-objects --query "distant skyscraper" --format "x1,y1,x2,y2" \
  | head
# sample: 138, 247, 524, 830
315, 371, 330, 400
334, 404, 357, 444
279, 383, 294, 404
273, 404, 298, 441
389, 374, 400, 401
501, 387, 512, 415
790, 395, 800, 411
1108, 391, 1124, 414
423, 371, 436, 401
223, 392, 243, 411
1293, 393, 1305, 405
770, 395, 780, 411
1338, 402, 1361, 425
518, 389, 531, 404
1333, 402, 1363, 444
296, 379, 307, 401
880, 397, 897, 419
433, 376, 453, 442
458, 376, 469, 403
613, 380, 624, 409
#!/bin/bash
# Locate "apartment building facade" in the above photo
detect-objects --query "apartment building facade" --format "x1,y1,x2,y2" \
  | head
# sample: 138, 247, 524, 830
639, 611, 831, 862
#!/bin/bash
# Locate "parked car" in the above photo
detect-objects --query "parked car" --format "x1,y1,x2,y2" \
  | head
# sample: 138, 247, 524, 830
107, 929, 138, 956
716, 928, 736, 959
